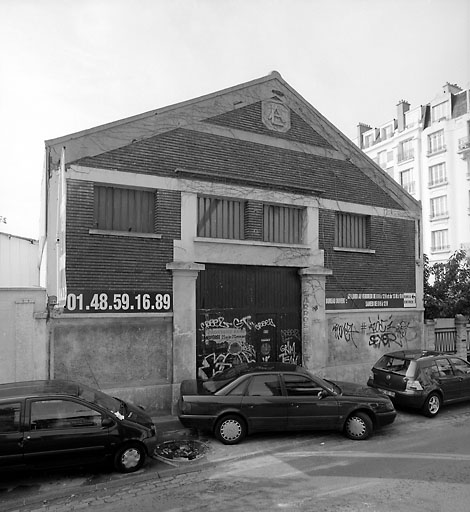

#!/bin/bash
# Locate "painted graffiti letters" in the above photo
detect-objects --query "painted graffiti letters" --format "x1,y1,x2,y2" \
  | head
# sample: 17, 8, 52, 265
367, 315, 406, 349
332, 314, 413, 350
198, 314, 277, 378
279, 329, 301, 364
201, 315, 276, 332
332, 322, 359, 348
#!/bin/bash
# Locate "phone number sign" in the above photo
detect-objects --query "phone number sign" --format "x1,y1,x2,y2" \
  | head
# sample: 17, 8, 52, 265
64, 291, 172, 314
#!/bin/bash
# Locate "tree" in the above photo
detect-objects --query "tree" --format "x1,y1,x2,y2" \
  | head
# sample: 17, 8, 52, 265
424, 250, 470, 319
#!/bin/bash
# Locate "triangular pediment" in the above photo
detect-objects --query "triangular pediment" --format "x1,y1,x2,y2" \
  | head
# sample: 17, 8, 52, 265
203, 100, 334, 149
46, 71, 421, 214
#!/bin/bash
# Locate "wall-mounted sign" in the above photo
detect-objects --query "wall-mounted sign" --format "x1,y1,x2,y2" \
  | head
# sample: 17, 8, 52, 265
64, 291, 172, 313
326, 292, 415, 310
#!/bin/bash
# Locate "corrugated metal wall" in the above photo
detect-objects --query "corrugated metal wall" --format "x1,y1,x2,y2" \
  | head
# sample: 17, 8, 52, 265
0, 233, 39, 287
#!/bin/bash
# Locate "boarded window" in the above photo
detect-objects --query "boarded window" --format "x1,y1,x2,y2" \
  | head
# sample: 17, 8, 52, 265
263, 205, 303, 244
335, 212, 369, 249
94, 186, 155, 233
197, 197, 244, 239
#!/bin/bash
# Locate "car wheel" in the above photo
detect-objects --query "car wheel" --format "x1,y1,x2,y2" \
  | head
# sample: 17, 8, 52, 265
422, 393, 441, 417
344, 412, 373, 440
114, 443, 146, 473
215, 414, 246, 445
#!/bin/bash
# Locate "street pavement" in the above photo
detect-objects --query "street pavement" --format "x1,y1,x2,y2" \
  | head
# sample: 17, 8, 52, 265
2, 410, 418, 512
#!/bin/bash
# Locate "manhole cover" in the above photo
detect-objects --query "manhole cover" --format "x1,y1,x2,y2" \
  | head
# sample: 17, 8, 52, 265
153, 440, 208, 464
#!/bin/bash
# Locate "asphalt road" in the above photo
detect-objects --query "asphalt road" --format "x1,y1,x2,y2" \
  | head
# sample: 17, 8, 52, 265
3, 402, 470, 511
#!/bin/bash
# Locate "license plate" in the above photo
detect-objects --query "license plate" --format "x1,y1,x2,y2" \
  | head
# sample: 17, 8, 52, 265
379, 388, 395, 397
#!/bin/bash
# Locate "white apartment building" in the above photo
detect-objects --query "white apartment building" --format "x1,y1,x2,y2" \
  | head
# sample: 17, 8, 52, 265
357, 83, 470, 264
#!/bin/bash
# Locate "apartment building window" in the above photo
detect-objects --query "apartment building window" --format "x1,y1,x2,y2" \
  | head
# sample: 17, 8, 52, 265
428, 130, 445, 155
378, 151, 387, 168
197, 196, 245, 239
387, 150, 393, 162
94, 186, 155, 233
431, 229, 449, 252
431, 101, 448, 123
335, 212, 370, 250
263, 204, 303, 244
381, 124, 393, 140
405, 108, 421, 129
363, 133, 373, 149
400, 169, 415, 195
429, 162, 447, 187
398, 139, 414, 162
430, 195, 448, 219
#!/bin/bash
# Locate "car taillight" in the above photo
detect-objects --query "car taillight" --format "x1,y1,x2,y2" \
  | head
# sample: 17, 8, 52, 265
405, 378, 423, 391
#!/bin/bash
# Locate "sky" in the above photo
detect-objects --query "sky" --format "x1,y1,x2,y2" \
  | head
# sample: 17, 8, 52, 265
1, 0, 469, 240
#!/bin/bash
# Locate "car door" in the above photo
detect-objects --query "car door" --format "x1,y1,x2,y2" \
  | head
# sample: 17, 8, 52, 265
23, 398, 113, 468
433, 358, 461, 401
240, 373, 287, 432
0, 400, 24, 467
283, 373, 339, 431
449, 357, 470, 399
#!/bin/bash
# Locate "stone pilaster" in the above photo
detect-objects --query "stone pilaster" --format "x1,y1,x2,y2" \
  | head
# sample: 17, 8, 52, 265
455, 314, 468, 359
424, 319, 436, 351
166, 261, 205, 411
299, 266, 332, 373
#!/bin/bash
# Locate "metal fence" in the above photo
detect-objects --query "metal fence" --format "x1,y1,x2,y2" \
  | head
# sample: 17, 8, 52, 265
434, 325, 470, 353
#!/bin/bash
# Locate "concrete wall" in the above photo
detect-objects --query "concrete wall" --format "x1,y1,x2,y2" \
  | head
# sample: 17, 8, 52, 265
51, 314, 173, 414
0, 288, 48, 383
322, 309, 423, 384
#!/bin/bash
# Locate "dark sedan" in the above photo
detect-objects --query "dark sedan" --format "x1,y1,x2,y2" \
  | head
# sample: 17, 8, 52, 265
178, 363, 396, 444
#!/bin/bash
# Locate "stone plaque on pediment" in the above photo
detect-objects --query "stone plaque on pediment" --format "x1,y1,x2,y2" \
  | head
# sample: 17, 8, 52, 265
261, 100, 291, 133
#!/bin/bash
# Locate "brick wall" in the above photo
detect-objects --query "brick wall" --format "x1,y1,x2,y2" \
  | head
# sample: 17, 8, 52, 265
74, 128, 404, 211
244, 201, 263, 240
66, 179, 180, 293
319, 208, 416, 293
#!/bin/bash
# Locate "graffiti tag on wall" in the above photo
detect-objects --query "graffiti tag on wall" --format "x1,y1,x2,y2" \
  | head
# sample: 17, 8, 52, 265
331, 314, 411, 350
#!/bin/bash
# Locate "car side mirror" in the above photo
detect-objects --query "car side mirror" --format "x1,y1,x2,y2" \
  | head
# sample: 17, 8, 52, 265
102, 417, 115, 428
318, 390, 327, 399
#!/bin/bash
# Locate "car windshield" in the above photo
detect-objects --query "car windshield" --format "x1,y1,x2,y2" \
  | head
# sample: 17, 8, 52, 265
77, 383, 122, 412
375, 355, 412, 376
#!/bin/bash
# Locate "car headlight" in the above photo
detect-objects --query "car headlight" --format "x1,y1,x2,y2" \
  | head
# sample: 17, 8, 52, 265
371, 400, 395, 412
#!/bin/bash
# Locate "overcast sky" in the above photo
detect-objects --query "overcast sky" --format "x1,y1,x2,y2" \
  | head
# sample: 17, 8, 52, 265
1, 0, 469, 240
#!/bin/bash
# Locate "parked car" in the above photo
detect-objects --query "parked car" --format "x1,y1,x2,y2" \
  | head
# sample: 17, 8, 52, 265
177, 362, 396, 444
0, 380, 158, 473
367, 350, 470, 417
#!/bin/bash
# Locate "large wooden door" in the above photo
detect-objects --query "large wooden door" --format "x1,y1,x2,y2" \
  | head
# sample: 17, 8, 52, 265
196, 265, 301, 379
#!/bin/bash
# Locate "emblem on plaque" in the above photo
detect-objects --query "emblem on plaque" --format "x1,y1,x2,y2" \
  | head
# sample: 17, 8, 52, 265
261, 100, 291, 133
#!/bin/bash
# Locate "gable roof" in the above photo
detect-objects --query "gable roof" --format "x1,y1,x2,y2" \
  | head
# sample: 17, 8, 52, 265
45, 71, 421, 214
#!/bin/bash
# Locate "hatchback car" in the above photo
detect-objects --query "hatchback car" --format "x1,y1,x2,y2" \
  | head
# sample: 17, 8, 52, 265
178, 363, 396, 444
0, 380, 158, 473
367, 350, 470, 417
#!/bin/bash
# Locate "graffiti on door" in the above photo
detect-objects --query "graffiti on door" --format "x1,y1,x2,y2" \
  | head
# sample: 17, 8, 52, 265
279, 329, 301, 364
197, 314, 302, 379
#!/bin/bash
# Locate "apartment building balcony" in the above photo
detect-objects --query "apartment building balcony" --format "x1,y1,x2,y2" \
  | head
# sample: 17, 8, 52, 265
458, 136, 470, 159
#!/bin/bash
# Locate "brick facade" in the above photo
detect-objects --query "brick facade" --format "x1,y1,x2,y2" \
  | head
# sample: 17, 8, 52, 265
44, 73, 423, 410
66, 179, 179, 293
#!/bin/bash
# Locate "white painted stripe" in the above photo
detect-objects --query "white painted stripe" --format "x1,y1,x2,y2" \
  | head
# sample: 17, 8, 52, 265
278, 450, 470, 461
